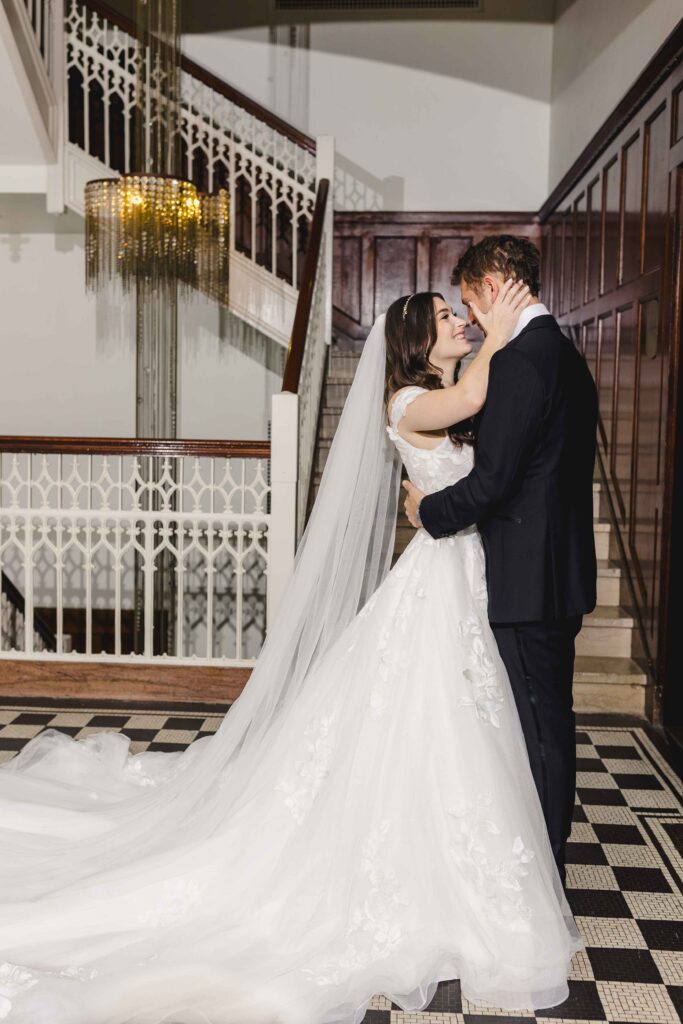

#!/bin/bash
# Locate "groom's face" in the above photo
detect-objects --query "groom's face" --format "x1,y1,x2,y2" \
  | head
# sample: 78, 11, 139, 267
459, 274, 502, 330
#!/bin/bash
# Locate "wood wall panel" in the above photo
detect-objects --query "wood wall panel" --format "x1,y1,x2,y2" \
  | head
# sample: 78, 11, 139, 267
541, 46, 683, 723
374, 237, 418, 317
428, 237, 473, 299
632, 298, 666, 635
597, 313, 615, 450
333, 214, 538, 344
332, 236, 362, 325
612, 303, 637, 527
572, 192, 587, 310
586, 177, 601, 303
644, 106, 668, 274
602, 157, 620, 295
621, 133, 643, 285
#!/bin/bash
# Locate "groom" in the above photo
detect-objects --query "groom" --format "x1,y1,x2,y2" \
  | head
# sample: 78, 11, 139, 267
404, 235, 598, 888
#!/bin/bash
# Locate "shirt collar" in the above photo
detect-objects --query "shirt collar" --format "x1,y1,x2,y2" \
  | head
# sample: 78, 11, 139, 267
510, 302, 551, 341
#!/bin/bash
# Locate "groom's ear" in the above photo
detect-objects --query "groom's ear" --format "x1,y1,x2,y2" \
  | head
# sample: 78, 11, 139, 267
482, 274, 498, 303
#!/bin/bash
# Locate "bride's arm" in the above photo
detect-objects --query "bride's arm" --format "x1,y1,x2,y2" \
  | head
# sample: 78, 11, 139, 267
396, 279, 530, 432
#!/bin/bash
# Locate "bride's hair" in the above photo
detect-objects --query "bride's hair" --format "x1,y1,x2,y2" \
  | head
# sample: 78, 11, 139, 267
383, 291, 474, 448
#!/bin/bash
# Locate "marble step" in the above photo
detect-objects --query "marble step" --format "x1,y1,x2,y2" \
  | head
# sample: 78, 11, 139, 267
319, 407, 345, 441
594, 520, 614, 561
573, 656, 647, 714
327, 354, 361, 383
596, 559, 624, 607
314, 439, 332, 476
323, 381, 353, 408
576, 605, 634, 659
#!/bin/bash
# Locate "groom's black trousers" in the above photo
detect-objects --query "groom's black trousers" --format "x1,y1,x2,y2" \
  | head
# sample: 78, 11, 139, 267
491, 616, 582, 888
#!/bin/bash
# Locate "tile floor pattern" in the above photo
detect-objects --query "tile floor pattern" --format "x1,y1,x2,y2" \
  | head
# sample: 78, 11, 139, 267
0, 701, 681, 1024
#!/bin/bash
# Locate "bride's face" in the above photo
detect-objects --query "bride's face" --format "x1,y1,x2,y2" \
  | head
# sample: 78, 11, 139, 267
430, 298, 471, 361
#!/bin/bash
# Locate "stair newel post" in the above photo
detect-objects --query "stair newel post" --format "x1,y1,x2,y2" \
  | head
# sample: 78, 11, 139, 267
267, 391, 298, 631
46, 0, 65, 213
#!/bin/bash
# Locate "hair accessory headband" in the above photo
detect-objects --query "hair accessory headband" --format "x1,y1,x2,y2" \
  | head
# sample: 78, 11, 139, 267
402, 294, 415, 320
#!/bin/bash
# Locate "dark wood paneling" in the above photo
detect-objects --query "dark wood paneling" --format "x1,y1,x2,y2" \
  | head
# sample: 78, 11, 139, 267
602, 157, 620, 295
586, 177, 601, 302
333, 213, 539, 343
540, 36, 683, 726
374, 237, 418, 319
612, 303, 637, 525
428, 237, 473, 299
621, 133, 643, 285
632, 298, 664, 634
572, 192, 587, 310
644, 106, 669, 273
597, 313, 615, 450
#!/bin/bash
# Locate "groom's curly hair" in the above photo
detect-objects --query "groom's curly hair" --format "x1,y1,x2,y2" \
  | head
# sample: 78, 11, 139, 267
384, 291, 474, 449
452, 234, 541, 297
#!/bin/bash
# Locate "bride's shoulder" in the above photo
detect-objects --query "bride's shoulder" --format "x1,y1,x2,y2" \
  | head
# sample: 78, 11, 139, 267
386, 384, 429, 422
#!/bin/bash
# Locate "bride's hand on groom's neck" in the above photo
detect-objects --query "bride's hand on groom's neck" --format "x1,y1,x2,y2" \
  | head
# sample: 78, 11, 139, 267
470, 278, 532, 349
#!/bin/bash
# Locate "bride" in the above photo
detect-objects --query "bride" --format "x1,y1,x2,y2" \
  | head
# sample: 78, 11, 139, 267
0, 280, 583, 1023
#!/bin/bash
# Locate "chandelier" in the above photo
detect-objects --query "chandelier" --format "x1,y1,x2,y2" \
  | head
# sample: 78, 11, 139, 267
84, 0, 229, 304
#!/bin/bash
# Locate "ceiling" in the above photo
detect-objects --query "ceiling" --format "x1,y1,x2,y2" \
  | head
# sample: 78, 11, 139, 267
108, 1, 568, 34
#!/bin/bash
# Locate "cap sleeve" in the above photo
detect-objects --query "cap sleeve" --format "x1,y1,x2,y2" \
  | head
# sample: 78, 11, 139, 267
388, 386, 428, 431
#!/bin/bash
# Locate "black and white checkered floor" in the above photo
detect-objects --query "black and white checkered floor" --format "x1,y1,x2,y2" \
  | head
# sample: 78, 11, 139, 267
1, 699, 682, 1023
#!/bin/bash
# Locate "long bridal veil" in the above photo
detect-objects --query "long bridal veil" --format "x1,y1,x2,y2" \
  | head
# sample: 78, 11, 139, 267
0, 314, 402, 898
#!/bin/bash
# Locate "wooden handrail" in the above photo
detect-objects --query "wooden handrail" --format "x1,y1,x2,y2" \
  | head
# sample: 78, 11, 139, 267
81, 0, 316, 156
282, 178, 330, 395
0, 437, 271, 457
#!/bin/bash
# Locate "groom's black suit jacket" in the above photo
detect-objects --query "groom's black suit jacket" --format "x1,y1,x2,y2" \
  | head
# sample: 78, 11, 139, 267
419, 314, 598, 623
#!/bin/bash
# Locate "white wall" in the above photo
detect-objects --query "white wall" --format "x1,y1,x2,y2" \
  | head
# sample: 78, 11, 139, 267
0, 197, 280, 439
0, 198, 133, 437
549, 0, 683, 191
183, 21, 554, 212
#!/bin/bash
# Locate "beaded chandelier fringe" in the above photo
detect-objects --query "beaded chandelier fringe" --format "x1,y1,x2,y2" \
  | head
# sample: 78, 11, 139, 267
84, 0, 229, 302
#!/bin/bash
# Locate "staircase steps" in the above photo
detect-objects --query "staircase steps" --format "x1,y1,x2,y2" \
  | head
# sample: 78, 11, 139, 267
310, 344, 647, 716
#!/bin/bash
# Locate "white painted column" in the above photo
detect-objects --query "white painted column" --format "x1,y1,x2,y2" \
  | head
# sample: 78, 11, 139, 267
267, 390, 298, 630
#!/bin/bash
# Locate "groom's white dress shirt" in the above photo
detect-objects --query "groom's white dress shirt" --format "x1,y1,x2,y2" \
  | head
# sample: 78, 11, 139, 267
509, 301, 551, 341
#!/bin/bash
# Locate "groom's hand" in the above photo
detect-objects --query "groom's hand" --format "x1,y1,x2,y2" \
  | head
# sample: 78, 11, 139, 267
402, 480, 426, 528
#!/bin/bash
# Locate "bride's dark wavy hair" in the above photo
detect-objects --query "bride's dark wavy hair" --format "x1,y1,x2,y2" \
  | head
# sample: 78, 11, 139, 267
384, 291, 474, 448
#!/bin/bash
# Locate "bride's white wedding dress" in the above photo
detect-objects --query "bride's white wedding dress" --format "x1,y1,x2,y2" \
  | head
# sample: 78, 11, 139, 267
0, 384, 583, 1023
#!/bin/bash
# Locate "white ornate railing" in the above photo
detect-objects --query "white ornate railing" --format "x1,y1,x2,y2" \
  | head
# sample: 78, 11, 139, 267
0, 1, 335, 675
0, 444, 271, 666
62, 0, 319, 329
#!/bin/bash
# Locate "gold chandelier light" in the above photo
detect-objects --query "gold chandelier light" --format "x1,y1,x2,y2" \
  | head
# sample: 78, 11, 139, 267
84, 0, 229, 303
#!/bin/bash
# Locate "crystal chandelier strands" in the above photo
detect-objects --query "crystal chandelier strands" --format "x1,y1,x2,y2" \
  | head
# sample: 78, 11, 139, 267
83, 0, 229, 301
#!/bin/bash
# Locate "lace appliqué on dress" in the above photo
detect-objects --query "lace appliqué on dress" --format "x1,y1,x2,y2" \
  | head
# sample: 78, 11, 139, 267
301, 819, 409, 986
0, 961, 99, 1019
276, 710, 337, 823
447, 792, 535, 932
457, 617, 504, 727
136, 877, 207, 927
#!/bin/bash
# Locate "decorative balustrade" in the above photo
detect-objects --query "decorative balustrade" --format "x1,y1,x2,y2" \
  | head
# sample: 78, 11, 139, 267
0, 2, 335, 684
64, 0, 318, 294
0, 440, 272, 667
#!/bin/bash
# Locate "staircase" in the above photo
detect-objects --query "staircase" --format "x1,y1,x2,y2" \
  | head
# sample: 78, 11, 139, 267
312, 341, 647, 716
